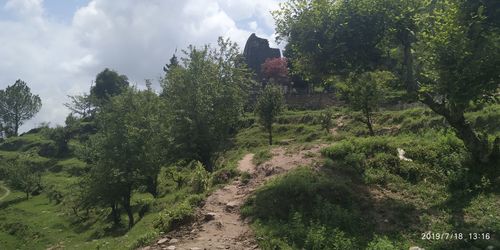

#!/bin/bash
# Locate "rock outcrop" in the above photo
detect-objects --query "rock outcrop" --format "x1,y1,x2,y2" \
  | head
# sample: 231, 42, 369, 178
243, 33, 281, 80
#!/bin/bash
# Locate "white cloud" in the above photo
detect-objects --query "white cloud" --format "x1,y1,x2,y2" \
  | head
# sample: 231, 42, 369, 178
0, 0, 283, 132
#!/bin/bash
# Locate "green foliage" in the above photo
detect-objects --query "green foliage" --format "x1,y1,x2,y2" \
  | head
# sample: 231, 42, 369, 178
190, 161, 210, 194
52, 158, 88, 176
128, 231, 159, 250
240, 172, 252, 185
321, 131, 470, 185
64, 93, 94, 118
244, 167, 366, 249
3, 155, 42, 199
336, 71, 395, 135
162, 37, 253, 170
252, 148, 272, 166
90, 68, 129, 106
255, 84, 285, 145
318, 109, 334, 133
273, 0, 390, 80
304, 226, 356, 250
0, 79, 42, 136
81, 87, 166, 227
154, 201, 194, 232
366, 236, 398, 250
211, 168, 238, 186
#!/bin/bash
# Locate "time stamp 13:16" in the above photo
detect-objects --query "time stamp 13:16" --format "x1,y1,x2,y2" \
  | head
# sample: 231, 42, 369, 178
421, 232, 492, 241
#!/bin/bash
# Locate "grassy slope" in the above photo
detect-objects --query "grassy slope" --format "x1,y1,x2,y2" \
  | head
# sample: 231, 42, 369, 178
0, 104, 498, 249
242, 104, 500, 250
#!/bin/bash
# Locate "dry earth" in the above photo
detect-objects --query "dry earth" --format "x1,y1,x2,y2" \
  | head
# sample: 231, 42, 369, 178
144, 145, 325, 250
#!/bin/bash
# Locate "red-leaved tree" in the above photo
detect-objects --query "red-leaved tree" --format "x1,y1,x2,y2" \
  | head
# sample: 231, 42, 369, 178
261, 57, 289, 85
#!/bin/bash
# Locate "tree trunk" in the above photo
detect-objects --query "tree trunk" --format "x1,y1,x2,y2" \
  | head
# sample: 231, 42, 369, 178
421, 94, 491, 164
402, 41, 418, 96
364, 110, 375, 136
268, 125, 273, 145
146, 176, 158, 198
122, 194, 134, 228
111, 202, 120, 225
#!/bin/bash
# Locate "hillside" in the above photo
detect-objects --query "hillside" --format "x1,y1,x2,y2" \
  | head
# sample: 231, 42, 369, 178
0, 104, 498, 249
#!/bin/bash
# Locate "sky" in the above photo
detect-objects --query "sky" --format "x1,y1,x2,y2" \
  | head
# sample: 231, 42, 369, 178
0, 0, 284, 133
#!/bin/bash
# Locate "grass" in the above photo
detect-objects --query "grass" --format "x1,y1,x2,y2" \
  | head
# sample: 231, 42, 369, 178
242, 103, 500, 250
0, 103, 498, 249
252, 148, 272, 166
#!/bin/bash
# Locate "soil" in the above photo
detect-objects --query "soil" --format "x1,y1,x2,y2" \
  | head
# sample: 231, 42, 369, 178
145, 145, 325, 250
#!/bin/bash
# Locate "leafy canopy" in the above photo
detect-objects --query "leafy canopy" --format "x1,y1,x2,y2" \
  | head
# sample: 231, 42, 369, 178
0, 79, 42, 136
161, 37, 254, 170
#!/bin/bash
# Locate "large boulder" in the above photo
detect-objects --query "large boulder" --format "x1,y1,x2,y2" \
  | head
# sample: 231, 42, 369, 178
243, 33, 281, 81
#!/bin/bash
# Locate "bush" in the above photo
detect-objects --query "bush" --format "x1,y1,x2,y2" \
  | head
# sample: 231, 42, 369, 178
128, 231, 159, 249
190, 161, 209, 194
304, 226, 356, 250
211, 168, 237, 186
253, 148, 272, 166
366, 236, 398, 250
240, 172, 252, 185
154, 202, 194, 232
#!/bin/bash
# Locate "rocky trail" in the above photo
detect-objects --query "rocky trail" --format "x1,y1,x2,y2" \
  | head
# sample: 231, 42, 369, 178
145, 145, 325, 250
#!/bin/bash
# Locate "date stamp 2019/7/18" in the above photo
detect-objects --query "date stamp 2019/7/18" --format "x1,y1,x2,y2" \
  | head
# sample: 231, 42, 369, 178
421, 232, 492, 241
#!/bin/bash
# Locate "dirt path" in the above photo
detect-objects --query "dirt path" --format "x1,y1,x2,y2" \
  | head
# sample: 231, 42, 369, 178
146, 145, 324, 250
0, 183, 11, 201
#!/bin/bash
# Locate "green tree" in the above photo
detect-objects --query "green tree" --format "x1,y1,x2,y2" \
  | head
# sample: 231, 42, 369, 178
273, 0, 389, 82
163, 54, 179, 74
337, 71, 395, 136
415, 0, 500, 164
64, 93, 94, 118
0, 79, 42, 136
5, 156, 42, 200
161, 37, 253, 170
82, 87, 167, 228
90, 68, 129, 106
255, 84, 285, 145
274, 0, 500, 167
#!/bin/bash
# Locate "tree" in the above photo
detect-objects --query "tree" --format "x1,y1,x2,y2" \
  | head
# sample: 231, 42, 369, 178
255, 84, 285, 145
415, 0, 500, 165
64, 93, 94, 118
82, 87, 167, 228
161, 37, 253, 170
5, 155, 42, 200
163, 54, 179, 74
0, 79, 42, 136
273, 0, 389, 82
337, 71, 395, 136
274, 0, 500, 168
90, 68, 129, 106
262, 57, 289, 85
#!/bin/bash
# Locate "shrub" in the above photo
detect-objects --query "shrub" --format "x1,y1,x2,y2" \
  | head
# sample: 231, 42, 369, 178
186, 194, 205, 207
366, 236, 398, 250
253, 148, 272, 166
240, 172, 252, 185
154, 202, 194, 232
190, 161, 209, 194
211, 168, 237, 186
128, 231, 159, 249
305, 227, 356, 250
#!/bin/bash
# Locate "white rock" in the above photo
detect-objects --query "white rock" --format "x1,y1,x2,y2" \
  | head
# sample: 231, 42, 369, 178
397, 148, 413, 162
166, 246, 176, 250
409, 247, 424, 250
157, 238, 169, 244
169, 239, 179, 244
